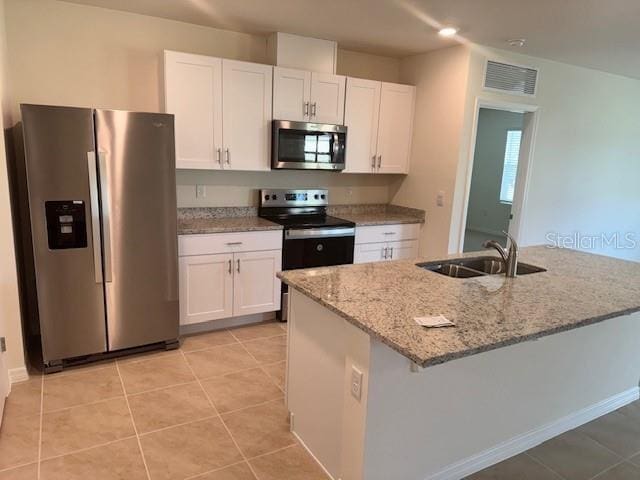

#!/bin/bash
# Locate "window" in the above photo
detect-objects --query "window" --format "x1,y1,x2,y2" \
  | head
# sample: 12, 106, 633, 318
500, 129, 522, 204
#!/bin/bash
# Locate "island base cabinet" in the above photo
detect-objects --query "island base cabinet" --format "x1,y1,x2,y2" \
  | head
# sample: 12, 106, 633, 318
179, 253, 233, 325
287, 290, 640, 480
233, 250, 282, 316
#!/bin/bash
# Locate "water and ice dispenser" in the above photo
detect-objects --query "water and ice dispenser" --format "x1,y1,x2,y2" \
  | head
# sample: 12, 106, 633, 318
44, 200, 87, 249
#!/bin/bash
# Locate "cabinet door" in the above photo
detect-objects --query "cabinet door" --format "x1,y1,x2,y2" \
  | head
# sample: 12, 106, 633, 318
179, 253, 233, 325
377, 82, 415, 174
386, 240, 419, 261
273, 67, 311, 122
164, 51, 222, 170
310, 72, 346, 125
233, 250, 282, 316
343, 78, 381, 173
354, 242, 388, 264
222, 60, 273, 171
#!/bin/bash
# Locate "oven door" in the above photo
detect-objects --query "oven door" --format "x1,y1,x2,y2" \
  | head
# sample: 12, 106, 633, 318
272, 120, 347, 171
282, 228, 355, 270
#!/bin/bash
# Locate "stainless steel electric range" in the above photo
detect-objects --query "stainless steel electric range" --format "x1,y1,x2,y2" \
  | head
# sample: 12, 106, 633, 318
258, 188, 355, 320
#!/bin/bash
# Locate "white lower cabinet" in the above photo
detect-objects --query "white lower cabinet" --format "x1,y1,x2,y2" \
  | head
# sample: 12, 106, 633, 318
179, 253, 234, 325
353, 224, 420, 264
178, 231, 282, 325
233, 250, 282, 317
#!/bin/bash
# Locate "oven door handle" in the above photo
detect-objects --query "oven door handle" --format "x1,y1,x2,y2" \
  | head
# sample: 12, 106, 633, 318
285, 227, 355, 240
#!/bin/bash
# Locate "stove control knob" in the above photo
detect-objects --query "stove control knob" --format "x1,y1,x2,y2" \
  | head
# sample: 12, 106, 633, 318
264, 195, 270, 201
321, 194, 326, 200
272, 194, 278, 200
314, 194, 319, 200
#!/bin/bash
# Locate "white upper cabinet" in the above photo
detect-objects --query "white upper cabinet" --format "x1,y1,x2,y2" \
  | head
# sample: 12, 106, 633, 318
222, 59, 273, 171
343, 78, 381, 173
343, 79, 415, 175
310, 72, 346, 124
273, 67, 311, 122
164, 51, 223, 170
273, 67, 345, 124
376, 82, 415, 174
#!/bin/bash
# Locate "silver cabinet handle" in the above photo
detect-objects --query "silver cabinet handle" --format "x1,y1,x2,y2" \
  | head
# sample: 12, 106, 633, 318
87, 152, 103, 284
383, 247, 388, 260
225, 242, 243, 246
390, 247, 394, 259
216, 148, 221, 165
383, 232, 396, 236
225, 148, 230, 165
228, 259, 232, 275
303, 102, 309, 116
371, 155, 376, 169
377, 155, 382, 169
97, 151, 113, 283
236, 259, 240, 273
311, 102, 317, 117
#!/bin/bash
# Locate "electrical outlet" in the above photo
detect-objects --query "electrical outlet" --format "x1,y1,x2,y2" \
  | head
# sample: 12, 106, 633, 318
436, 190, 445, 207
350, 366, 364, 401
196, 185, 206, 198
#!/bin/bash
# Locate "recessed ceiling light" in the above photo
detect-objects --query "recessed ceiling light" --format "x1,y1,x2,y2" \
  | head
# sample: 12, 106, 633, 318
507, 38, 526, 47
438, 27, 458, 37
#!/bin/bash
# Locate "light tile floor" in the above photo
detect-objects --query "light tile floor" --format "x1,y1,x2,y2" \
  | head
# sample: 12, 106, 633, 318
467, 399, 640, 480
0, 321, 329, 480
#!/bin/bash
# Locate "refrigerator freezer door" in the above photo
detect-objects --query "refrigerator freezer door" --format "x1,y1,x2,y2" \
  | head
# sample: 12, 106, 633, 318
95, 109, 179, 351
21, 104, 107, 362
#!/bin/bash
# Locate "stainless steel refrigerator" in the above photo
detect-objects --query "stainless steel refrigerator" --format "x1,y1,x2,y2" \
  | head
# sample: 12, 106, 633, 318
20, 104, 179, 372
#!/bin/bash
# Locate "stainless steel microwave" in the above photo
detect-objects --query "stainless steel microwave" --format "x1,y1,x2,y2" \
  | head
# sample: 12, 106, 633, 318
272, 120, 347, 171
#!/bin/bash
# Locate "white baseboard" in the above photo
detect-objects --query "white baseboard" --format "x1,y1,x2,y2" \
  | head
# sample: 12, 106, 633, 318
292, 430, 338, 480
427, 386, 640, 480
8, 366, 29, 384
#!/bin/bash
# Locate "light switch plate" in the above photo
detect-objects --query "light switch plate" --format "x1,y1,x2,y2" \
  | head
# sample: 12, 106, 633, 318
196, 185, 206, 198
436, 190, 445, 207
351, 366, 363, 401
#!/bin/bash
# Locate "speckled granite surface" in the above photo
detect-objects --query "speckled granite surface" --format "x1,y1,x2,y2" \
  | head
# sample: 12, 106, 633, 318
178, 204, 425, 234
178, 217, 282, 234
278, 246, 640, 368
327, 204, 425, 226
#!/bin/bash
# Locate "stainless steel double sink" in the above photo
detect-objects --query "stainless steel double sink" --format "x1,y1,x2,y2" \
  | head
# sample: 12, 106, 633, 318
416, 256, 546, 278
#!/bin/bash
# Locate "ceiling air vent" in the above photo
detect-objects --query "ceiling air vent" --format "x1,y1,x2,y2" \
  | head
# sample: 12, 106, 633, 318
484, 60, 538, 96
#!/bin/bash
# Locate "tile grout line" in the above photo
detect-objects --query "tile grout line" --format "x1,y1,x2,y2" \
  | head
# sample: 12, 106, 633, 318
179, 348, 263, 480
36, 373, 44, 480
38, 435, 138, 463
42, 394, 126, 415
228, 329, 286, 394
115, 361, 152, 480
137, 414, 220, 437
220, 397, 285, 416
524, 452, 569, 480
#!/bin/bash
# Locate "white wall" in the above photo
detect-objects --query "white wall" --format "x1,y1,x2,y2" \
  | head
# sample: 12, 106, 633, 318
453, 47, 640, 261
4, 0, 403, 208
0, 0, 26, 376
465, 108, 524, 236
390, 46, 471, 257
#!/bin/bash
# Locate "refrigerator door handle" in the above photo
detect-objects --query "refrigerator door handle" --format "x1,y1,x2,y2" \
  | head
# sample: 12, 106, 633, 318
87, 152, 103, 284
97, 151, 113, 283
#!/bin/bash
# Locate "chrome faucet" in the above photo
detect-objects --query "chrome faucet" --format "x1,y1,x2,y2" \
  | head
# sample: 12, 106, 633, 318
482, 231, 519, 277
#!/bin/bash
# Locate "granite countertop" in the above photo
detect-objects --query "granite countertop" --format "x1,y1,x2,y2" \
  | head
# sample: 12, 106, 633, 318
328, 204, 425, 226
178, 204, 426, 234
278, 246, 640, 368
178, 216, 282, 235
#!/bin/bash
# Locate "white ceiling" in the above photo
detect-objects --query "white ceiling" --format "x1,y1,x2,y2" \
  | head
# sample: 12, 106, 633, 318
62, 0, 640, 79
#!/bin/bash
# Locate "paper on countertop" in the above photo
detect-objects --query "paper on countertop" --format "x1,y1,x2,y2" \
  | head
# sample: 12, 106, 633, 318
414, 315, 455, 328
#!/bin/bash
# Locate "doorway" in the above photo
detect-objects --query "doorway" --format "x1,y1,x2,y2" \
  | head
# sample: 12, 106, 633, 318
459, 101, 539, 253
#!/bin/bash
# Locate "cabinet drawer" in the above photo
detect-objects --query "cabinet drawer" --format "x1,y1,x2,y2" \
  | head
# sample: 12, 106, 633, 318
179, 230, 283, 256
355, 223, 420, 245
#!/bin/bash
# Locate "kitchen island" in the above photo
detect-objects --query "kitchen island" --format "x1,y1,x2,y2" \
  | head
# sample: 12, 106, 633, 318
278, 246, 640, 480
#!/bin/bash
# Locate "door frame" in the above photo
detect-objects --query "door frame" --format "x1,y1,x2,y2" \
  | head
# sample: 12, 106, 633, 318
453, 97, 541, 253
